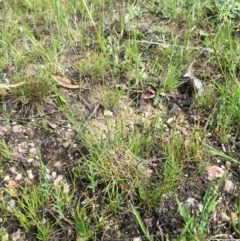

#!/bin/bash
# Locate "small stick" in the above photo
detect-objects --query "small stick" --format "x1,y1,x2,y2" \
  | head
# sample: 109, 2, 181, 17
86, 102, 100, 122
67, 102, 101, 153
0, 81, 26, 90
78, 95, 92, 111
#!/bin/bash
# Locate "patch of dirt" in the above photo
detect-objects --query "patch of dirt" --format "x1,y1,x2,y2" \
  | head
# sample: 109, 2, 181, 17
1, 77, 240, 240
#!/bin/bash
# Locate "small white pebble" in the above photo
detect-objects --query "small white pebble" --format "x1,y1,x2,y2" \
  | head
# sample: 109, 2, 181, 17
167, 117, 175, 124
133, 238, 142, 241
4, 175, 10, 181
225, 161, 231, 168
51, 172, 57, 178
63, 183, 70, 193
54, 175, 64, 186
15, 173, 23, 181
12, 125, 20, 133
45, 173, 53, 182
9, 167, 17, 174
223, 180, 235, 194
221, 212, 230, 222
29, 147, 37, 154
81, 198, 89, 205
104, 110, 114, 117
28, 142, 35, 147
27, 170, 34, 180
62, 141, 70, 148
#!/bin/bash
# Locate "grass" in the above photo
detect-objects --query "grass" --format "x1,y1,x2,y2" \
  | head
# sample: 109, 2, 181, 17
176, 174, 226, 241
0, 0, 240, 240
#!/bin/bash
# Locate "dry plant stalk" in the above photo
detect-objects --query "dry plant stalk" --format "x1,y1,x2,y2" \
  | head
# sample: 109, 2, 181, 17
0, 82, 26, 90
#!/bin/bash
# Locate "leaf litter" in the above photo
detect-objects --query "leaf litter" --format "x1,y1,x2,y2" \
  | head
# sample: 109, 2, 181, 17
51, 74, 82, 89
184, 62, 204, 97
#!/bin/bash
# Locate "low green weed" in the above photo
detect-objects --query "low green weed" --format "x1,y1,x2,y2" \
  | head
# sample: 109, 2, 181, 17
176, 175, 226, 240
230, 198, 240, 238
131, 203, 154, 241
0, 139, 12, 160
71, 202, 94, 241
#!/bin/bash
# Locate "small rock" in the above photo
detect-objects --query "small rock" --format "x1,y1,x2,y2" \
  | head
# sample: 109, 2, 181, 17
185, 198, 196, 208
11, 228, 22, 241
51, 171, 57, 179
0, 126, 8, 136
133, 238, 142, 241
225, 161, 231, 168
9, 167, 17, 174
167, 117, 175, 124
48, 122, 57, 129
206, 166, 224, 180
81, 198, 89, 205
45, 173, 53, 182
15, 173, 23, 181
53, 161, 62, 167
12, 125, 21, 133
62, 141, 70, 148
54, 175, 64, 185
27, 170, 34, 180
27, 158, 34, 163
221, 212, 230, 222
223, 180, 235, 193
29, 147, 37, 154
65, 130, 75, 139
104, 110, 114, 117
63, 183, 70, 193
28, 142, 35, 147
17, 147, 28, 154
4, 175, 10, 181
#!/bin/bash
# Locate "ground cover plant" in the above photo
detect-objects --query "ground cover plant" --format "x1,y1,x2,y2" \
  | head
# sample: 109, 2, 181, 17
0, 0, 240, 240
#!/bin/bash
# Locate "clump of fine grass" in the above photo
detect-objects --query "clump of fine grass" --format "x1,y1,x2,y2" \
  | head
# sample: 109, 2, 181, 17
78, 51, 110, 78
6, 74, 53, 117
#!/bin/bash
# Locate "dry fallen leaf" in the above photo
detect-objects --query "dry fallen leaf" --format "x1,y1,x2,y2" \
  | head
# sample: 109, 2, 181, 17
184, 62, 204, 97
51, 75, 80, 89
166, 92, 185, 100
139, 86, 155, 107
